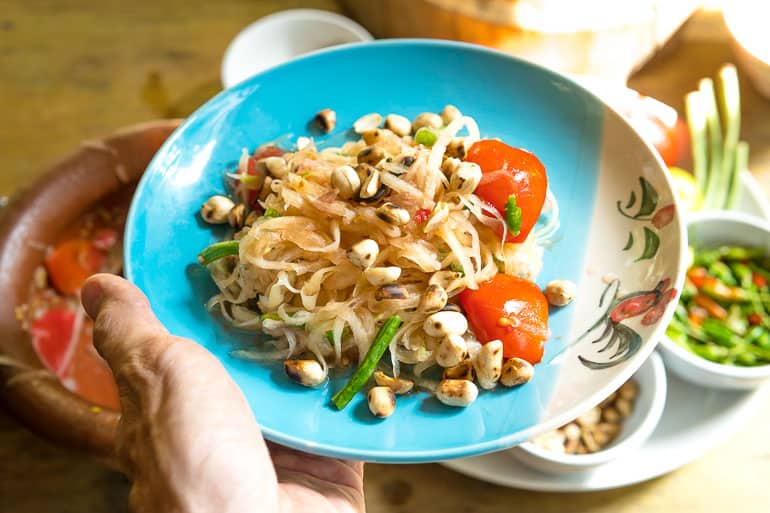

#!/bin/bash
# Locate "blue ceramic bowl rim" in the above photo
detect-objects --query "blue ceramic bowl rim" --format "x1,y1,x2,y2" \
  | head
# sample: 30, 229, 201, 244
125, 38, 686, 462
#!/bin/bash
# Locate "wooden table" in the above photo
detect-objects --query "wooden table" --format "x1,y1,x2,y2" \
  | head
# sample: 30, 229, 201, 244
2, 3, 770, 512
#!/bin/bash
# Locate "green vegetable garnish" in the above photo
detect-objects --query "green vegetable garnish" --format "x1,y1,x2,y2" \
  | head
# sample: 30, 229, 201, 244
331, 315, 402, 410
449, 261, 465, 275
325, 327, 350, 346
261, 313, 282, 322
264, 207, 280, 219
198, 240, 239, 266
414, 127, 438, 147
504, 194, 522, 237
673, 243, 770, 367
238, 174, 263, 188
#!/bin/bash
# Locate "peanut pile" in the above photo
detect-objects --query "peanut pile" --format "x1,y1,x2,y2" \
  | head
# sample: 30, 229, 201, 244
531, 379, 638, 454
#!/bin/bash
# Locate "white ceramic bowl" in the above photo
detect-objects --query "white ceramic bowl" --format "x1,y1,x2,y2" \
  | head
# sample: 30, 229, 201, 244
659, 210, 770, 390
221, 9, 372, 89
509, 352, 667, 474
723, 1, 770, 100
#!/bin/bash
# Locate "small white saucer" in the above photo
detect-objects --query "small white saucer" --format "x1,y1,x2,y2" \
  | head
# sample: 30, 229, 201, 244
443, 365, 768, 492
221, 9, 372, 89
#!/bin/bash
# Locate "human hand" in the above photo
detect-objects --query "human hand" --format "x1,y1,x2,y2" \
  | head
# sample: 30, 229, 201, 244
81, 274, 365, 513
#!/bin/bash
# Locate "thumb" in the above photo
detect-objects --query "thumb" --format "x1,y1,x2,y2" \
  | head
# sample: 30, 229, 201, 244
81, 273, 170, 371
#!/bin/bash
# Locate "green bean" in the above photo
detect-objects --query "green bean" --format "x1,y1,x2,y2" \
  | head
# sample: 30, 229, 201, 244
745, 325, 765, 344
670, 316, 709, 343
681, 280, 697, 302
198, 240, 240, 266
332, 315, 402, 410
730, 262, 754, 290
708, 261, 736, 286
666, 325, 690, 348
720, 246, 766, 261
749, 263, 770, 285
757, 331, 770, 350
691, 343, 729, 363
701, 279, 749, 303
746, 344, 770, 362
726, 304, 747, 335
693, 248, 721, 267
674, 303, 689, 322
701, 318, 739, 347
735, 352, 758, 366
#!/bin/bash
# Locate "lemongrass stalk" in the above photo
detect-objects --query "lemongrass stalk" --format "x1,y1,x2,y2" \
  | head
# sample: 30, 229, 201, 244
686, 91, 709, 194
718, 64, 741, 210
726, 141, 749, 209
700, 78, 725, 208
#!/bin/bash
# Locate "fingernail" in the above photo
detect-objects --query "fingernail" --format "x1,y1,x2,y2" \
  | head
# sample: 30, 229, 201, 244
81, 277, 105, 318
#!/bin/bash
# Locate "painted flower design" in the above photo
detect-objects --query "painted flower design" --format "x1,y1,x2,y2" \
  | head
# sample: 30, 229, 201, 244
617, 177, 675, 261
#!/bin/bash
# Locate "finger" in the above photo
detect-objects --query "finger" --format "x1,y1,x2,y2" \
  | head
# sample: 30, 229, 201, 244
81, 273, 169, 370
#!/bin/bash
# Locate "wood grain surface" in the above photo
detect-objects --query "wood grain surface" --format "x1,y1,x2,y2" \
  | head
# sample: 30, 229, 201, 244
1, 2, 769, 512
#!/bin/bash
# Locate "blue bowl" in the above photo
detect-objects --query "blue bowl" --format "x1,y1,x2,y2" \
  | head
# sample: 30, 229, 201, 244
125, 40, 685, 462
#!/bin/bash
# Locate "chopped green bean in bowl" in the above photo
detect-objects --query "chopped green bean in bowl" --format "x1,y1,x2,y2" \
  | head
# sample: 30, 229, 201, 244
660, 210, 770, 389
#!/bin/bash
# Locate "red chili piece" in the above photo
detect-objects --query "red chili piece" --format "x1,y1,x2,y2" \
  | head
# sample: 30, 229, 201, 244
414, 208, 431, 223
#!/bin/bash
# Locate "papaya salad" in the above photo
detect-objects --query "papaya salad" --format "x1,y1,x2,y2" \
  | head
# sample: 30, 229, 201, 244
197, 106, 572, 418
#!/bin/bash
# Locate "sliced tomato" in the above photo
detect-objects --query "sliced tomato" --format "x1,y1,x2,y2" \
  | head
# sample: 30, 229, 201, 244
252, 145, 284, 160
45, 239, 106, 295
466, 140, 547, 243
30, 308, 78, 377
459, 274, 549, 363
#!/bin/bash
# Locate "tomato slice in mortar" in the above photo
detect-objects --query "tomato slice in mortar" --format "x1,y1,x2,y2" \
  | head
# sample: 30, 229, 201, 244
459, 274, 549, 363
30, 308, 79, 377
466, 140, 548, 243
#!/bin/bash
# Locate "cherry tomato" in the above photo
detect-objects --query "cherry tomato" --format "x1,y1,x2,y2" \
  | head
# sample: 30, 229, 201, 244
459, 274, 549, 363
45, 239, 106, 295
466, 140, 548, 243
627, 97, 689, 166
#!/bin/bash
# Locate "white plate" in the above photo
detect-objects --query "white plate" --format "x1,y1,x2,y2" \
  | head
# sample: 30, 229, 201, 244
441, 172, 770, 491
442, 369, 768, 492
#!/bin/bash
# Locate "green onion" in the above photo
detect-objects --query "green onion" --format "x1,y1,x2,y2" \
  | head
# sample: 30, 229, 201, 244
263, 207, 280, 219
504, 194, 522, 237
198, 240, 239, 266
332, 315, 402, 410
414, 127, 438, 147
261, 313, 281, 321
449, 261, 465, 275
